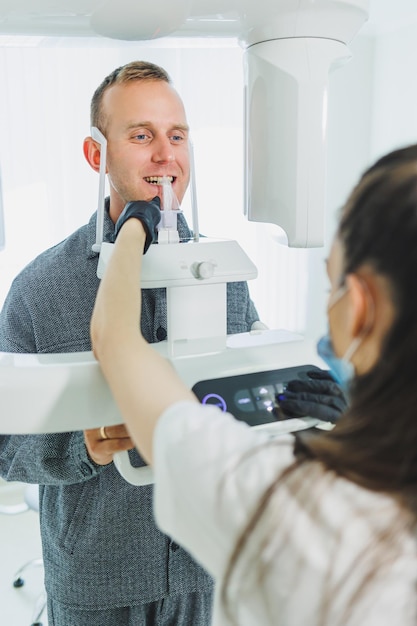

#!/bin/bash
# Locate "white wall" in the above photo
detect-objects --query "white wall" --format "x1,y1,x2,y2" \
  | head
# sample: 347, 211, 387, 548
370, 23, 417, 159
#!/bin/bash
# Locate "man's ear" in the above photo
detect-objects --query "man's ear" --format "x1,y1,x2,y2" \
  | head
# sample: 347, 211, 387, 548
346, 274, 375, 337
83, 136, 102, 173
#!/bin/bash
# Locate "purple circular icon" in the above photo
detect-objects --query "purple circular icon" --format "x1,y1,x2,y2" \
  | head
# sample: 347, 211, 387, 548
201, 393, 227, 412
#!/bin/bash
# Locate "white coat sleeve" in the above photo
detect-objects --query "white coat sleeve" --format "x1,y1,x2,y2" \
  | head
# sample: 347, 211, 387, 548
153, 401, 295, 579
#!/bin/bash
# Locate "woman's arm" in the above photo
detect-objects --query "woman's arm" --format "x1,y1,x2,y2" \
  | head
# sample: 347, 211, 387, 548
90, 214, 197, 466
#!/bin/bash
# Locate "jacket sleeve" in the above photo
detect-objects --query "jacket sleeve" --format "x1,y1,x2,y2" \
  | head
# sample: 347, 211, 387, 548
0, 276, 106, 485
226, 281, 259, 334
0, 432, 105, 485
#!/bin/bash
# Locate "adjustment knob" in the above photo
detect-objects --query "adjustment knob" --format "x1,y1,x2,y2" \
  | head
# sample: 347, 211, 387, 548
191, 261, 215, 279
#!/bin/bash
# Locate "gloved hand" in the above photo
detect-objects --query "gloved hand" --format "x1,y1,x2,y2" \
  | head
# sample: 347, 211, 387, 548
277, 369, 347, 423
113, 197, 161, 253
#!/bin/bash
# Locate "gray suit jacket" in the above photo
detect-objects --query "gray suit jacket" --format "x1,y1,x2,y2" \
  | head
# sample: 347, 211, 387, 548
0, 204, 259, 609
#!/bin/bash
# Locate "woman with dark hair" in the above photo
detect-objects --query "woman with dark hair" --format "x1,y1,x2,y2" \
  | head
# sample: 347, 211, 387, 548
279, 142, 417, 423
90, 146, 417, 625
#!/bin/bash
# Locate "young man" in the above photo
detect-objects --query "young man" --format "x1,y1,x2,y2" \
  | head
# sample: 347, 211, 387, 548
0, 61, 259, 625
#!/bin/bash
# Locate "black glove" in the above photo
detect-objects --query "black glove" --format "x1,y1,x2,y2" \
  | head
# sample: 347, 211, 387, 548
277, 369, 347, 423
113, 197, 161, 253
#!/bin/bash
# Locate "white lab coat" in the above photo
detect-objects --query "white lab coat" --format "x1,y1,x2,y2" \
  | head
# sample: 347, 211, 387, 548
154, 401, 417, 626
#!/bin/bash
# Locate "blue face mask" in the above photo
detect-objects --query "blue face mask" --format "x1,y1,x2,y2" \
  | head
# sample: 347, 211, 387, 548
320, 271, 375, 396
317, 333, 357, 396
318, 281, 364, 396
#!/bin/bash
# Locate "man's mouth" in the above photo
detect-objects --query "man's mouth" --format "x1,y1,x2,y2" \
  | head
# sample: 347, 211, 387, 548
144, 176, 175, 185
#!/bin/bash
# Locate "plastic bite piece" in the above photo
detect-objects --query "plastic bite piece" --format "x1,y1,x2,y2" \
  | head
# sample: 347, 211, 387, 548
158, 176, 181, 244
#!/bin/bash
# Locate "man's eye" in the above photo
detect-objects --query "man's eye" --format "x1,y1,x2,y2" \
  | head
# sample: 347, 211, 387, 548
134, 133, 151, 142
170, 135, 184, 143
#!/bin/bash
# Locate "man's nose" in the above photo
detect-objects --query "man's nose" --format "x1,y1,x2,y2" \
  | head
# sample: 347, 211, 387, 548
152, 137, 175, 163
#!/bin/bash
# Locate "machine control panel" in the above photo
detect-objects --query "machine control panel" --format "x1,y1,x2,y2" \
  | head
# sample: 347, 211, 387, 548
192, 364, 321, 427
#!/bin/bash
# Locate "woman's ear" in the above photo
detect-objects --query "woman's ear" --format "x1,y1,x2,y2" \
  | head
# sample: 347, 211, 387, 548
83, 136, 102, 173
345, 274, 375, 338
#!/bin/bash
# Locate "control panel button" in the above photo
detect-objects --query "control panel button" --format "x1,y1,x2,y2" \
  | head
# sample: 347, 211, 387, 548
252, 385, 275, 402
234, 389, 255, 412
201, 393, 227, 412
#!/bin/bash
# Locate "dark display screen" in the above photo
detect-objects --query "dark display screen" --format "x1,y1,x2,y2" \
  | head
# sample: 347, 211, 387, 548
192, 364, 320, 427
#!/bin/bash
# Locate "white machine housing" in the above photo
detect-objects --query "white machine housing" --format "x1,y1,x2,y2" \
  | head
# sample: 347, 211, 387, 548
98, 238, 258, 357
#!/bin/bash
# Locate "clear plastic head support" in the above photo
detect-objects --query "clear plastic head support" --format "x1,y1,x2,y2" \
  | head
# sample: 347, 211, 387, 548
91, 126, 107, 253
157, 176, 180, 244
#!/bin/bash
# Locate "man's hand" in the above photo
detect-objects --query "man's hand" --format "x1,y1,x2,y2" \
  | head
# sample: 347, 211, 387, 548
277, 369, 347, 423
113, 197, 161, 253
84, 424, 135, 466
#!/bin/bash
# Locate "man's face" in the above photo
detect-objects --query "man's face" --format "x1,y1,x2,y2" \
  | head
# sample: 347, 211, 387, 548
101, 80, 190, 222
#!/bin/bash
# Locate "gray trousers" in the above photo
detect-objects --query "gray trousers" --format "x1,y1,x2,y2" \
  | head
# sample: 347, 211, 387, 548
47, 593, 213, 626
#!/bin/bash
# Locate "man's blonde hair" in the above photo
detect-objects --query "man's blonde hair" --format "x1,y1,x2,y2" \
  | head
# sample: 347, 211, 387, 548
90, 60, 171, 133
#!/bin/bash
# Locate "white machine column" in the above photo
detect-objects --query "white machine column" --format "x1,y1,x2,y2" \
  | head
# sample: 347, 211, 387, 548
244, 37, 351, 247
166, 283, 227, 357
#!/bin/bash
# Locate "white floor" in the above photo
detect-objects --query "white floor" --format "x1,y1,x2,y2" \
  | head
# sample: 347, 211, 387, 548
0, 479, 47, 626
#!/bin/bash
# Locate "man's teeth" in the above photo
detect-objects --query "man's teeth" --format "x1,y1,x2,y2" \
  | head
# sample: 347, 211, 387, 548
144, 176, 174, 184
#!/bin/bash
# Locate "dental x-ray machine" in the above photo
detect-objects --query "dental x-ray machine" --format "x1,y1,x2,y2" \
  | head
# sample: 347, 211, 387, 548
0, 0, 370, 484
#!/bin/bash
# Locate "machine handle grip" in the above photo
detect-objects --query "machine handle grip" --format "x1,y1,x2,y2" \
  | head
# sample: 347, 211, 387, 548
113, 451, 154, 486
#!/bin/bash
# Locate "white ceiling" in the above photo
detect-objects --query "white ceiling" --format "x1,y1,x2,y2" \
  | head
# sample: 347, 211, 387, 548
0, 1, 416, 40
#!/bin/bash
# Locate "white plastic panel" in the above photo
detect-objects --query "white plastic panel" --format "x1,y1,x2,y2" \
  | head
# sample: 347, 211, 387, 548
0, 332, 322, 434
244, 38, 352, 247
97, 239, 258, 287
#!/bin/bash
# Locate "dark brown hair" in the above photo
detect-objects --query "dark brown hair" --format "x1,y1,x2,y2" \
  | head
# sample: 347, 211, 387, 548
306, 151, 417, 501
